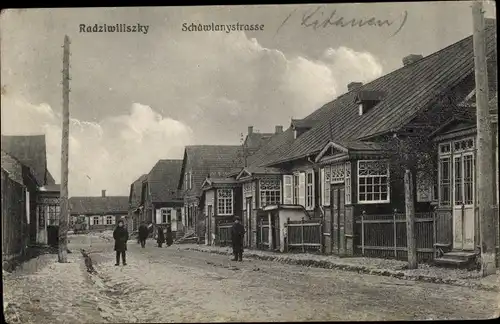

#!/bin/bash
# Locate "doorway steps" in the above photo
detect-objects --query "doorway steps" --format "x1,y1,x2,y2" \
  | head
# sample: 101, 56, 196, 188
434, 250, 478, 270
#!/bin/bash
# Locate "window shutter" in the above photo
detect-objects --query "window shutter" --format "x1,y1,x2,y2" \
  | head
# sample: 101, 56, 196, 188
311, 170, 315, 209
320, 168, 325, 206
26, 190, 30, 224
112, 216, 116, 225
283, 175, 293, 204
299, 172, 306, 207
155, 209, 161, 225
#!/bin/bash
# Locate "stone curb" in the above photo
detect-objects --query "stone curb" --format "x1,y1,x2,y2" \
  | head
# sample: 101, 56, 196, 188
179, 246, 499, 292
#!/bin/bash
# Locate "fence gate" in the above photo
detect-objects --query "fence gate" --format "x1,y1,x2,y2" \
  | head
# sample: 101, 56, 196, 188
285, 218, 322, 253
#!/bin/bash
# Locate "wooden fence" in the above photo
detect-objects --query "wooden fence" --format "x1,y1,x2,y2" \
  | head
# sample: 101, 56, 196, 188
1, 170, 29, 264
285, 218, 322, 252
354, 211, 435, 262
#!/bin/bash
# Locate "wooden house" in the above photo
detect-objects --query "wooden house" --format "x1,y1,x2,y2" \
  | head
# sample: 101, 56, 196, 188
69, 191, 129, 231
213, 22, 497, 262
1, 135, 60, 246
128, 173, 148, 232
143, 159, 184, 237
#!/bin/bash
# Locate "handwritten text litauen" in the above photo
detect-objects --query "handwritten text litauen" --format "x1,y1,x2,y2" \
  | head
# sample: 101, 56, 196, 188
277, 7, 408, 37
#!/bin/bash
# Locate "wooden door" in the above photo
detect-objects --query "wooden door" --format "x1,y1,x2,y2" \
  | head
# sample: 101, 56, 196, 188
452, 152, 475, 250
245, 197, 252, 247
331, 184, 346, 255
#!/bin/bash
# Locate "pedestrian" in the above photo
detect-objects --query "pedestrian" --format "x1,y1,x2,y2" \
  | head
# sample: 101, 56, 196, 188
165, 223, 173, 247
157, 225, 165, 247
231, 216, 245, 261
113, 220, 129, 266
138, 222, 148, 248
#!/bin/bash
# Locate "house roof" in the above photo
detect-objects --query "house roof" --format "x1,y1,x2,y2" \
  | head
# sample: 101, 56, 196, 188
1, 150, 25, 185
178, 145, 244, 196
69, 196, 129, 215
261, 24, 496, 166
129, 173, 148, 207
1, 135, 54, 185
148, 159, 183, 203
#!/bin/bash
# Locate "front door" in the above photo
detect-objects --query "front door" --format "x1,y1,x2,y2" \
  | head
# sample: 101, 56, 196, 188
245, 198, 252, 247
331, 184, 346, 255
452, 152, 475, 250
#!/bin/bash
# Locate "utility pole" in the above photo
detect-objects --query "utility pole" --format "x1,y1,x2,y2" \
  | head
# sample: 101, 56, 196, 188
58, 35, 70, 263
404, 169, 417, 269
472, 2, 496, 276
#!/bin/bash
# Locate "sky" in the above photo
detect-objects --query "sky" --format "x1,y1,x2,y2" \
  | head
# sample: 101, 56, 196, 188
0, 2, 496, 197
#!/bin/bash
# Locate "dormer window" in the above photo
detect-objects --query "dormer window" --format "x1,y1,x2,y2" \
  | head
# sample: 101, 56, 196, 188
291, 119, 313, 139
355, 90, 386, 116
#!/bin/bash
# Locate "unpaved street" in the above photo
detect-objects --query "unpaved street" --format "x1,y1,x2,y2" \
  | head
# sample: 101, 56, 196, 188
4, 233, 499, 323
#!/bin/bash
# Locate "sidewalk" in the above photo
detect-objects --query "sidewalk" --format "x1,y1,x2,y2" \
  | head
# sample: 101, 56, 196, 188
176, 244, 500, 292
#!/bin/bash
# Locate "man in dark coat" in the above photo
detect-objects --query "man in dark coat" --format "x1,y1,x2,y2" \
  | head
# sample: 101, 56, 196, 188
165, 223, 173, 247
138, 222, 148, 248
157, 226, 165, 247
113, 220, 129, 266
231, 216, 245, 261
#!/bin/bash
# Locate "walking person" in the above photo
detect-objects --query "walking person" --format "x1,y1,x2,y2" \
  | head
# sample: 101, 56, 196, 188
165, 223, 173, 247
113, 220, 129, 266
138, 222, 148, 248
231, 216, 245, 261
157, 225, 165, 247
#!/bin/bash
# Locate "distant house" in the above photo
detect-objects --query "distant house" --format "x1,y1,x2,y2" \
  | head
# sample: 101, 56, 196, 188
178, 145, 244, 240
139, 159, 184, 237
69, 190, 129, 231
128, 173, 148, 232
1, 135, 60, 246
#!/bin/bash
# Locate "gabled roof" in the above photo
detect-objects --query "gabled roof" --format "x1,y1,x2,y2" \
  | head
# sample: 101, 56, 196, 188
69, 196, 129, 215
148, 159, 183, 203
129, 173, 148, 207
1, 135, 54, 185
201, 177, 239, 190
178, 145, 244, 196
1, 150, 25, 185
262, 24, 496, 166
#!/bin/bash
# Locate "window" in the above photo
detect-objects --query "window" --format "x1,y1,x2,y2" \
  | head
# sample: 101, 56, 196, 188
331, 164, 345, 183
345, 162, 352, 204
260, 178, 281, 208
283, 175, 293, 204
161, 209, 172, 223
305, 170, 315, 210
357, 160, 390, 203
217, 189, 233, 215
453, 138, 474, 153
47, 205, 60, 225
439, 157, 452, 206
189, 171, 193, 190
454, 156, 462, 205
38, 205, 46, 228
463, 154, 474, 205
293, 174, 300, 205
106, 215, 115, 225
92, 216, 100, 225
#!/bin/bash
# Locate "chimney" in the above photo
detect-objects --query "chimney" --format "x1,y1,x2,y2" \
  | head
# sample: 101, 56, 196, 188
275, 125, 283, 134
101, 189, 106, 197
402, 54, 423, 66
248, 126, 254, 135
348, 82, 363, 92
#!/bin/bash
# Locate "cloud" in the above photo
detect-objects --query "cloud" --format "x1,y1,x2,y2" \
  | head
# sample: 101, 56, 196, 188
1, 26, 383, 196
1, 95, 193, 196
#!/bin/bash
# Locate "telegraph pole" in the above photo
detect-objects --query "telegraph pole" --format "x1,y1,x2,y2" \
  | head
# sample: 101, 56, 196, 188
472, 2, 496, 276
58, 35, 70, 263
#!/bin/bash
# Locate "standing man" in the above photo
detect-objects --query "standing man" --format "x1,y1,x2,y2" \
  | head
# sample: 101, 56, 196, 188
157, 225, 165, 247
165, 223, 174, 247
231, 216, 245, 262
113, 219, 129, 266
138, 222, 148, 248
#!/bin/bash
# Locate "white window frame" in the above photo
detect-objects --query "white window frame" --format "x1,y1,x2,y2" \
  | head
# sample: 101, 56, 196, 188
305, 170, 315, 210
105, 215, 115, 225
345, 162, 352, 205
161, 208, 172, 224
217, 188, 233, 215
357, 160, 390, 204
283, 175, 293, 204
92, 216, 100, 225
259, 178, 282, 208
322, 167, 331, 206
